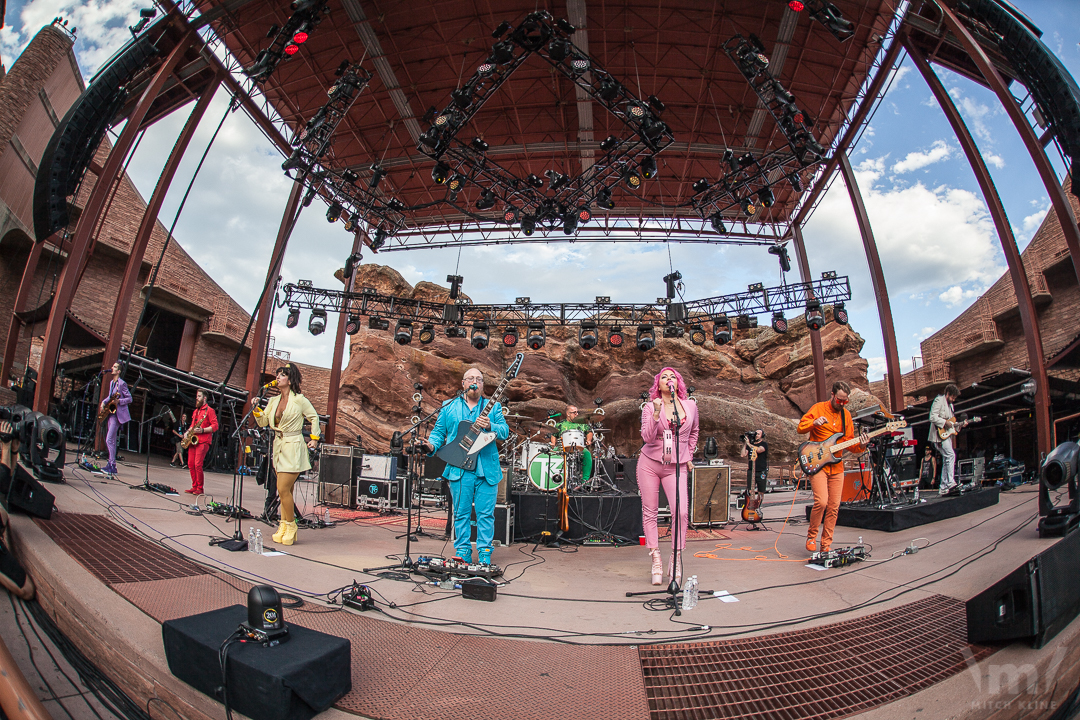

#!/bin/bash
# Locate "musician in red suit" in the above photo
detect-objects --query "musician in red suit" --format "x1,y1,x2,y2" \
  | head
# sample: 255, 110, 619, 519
185, 389, 218, 495
797, 381, 869, 553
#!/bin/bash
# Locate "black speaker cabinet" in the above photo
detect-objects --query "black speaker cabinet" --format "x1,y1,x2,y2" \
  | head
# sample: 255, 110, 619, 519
690, 465, 730, 526
967, 527, 1080, 648
318, 446, 354, 508
600, 458, 640, 494
5, 464, 55, 520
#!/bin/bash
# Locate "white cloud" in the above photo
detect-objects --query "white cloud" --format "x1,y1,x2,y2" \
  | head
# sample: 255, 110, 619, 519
13, 0, 144, 76
938, 285, 981, 307
865, 356, 887, 380
1022, 204, 1050, 233
984, 153, 1005, 169
892, 140, 953, 174
946, 85, 997, 143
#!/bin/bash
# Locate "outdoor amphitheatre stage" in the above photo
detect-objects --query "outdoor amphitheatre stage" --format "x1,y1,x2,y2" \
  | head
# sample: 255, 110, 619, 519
10, 454, 1080, 720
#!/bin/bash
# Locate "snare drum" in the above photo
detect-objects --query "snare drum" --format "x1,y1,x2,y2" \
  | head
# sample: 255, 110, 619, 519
560, 429, 586, 451
529, 452, 564, 491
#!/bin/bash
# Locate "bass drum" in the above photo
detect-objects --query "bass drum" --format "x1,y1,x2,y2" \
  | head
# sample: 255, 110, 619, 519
529, 452, 564, 491
515, 439, 548, 470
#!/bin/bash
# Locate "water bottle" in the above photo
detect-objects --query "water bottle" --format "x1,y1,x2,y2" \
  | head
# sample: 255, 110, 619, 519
248, 527, 255, 552
324, 508, 331, 524
681, 575, 699, 610
914, 487, 921, 503
255, 529, 263, 555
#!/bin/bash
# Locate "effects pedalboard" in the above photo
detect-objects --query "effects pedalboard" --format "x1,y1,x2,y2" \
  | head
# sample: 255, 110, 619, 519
416, 556, 503, 579
809, 546, 867, 569
205, 501, 252, 519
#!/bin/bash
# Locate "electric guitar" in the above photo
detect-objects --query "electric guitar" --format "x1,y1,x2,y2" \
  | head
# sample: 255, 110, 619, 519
937, 416, 981, 441
797, 420, 908, 476
742, 446, 763, 523
436, 353, 524, 472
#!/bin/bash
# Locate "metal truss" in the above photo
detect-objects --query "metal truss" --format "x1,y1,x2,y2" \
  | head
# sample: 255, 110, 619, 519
280, 275, 851, 329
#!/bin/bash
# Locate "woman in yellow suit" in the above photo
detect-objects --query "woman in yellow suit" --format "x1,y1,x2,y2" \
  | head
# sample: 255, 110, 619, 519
254, 363, 320, 546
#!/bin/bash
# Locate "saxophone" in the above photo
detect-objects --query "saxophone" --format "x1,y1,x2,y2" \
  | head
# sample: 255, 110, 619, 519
181, 416, 206, 449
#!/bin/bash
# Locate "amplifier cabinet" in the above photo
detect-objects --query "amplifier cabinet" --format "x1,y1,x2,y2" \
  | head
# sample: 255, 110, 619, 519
690, 465, 730, 526
957, 457, 986, 485
357, 477, 399, 511
354, 454, 397, 482
454, 504, 515, 547
319, 446, 355, 508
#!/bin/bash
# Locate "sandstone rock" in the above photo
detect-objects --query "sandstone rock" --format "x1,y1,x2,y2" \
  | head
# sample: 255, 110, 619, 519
335, 265, 873, 466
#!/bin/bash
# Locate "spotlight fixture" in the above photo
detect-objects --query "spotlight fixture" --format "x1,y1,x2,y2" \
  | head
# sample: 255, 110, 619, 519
578, 321, 598, 350
821, 270, 837, 279
368, 316, 389, 331
308, 309, 327, 336
515, 296, 531, 305
521, 214, 536, 236
738, 152, 757, 168
640, 156, 657, 179
724, 148, 738, 173
386, 198, 405, 211
689, 324, 707, 346
452, 88, 473, 109
768, 243, 792, 272
595, 188, 615, 210
285, 307, 300, 328
608, 326, 624, 347
563, 211, 578, 235
569, 55, 589, 75
600, 135, 618, 151
833, 302, 849, 325
789, 173, 804, 192
394, 320, 414, 345
476, 190, 496, 210
471, 322, 489, 350
370, 227, 388, 250
808, 0, 855, 41
599, 80, 621, 102
625, 101, 647, 119
446, 325, 467, 339
491, 20, 512, 38
343, 213, 358, 232
545, 170, 569, 190
663, 325, 684, 339
471, 137, 489, 153
740, 197, 757, 216
771, 312, 788, 334
344, 314, 361, 335
748, 282, 765, 292
692, 178, 709, 194
710, 213, 727, 234
418, 323, 436, 344
477, 61, 495, 77
624, 168, 642, 190
326, 202, 342, 223
526, 322, 547, 350
577, 206, 592, 223
502, 326, 519, 347
503, 206, 520, 225
342, 168, 359, 184
548, 38, 569, 61
736, 314, 753, 330
431, 161, 449, 184
805, 301, 824, 331
788, 0, 805, 10
636, 324, 655, 352
556, 18, 576, 35
757, 187, 775, 208
447, 173, 466, 194
713, 316, 731, 345
526, 173, 544, 188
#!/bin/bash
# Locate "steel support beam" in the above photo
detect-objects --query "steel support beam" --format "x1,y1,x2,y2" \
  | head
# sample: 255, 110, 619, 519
0, 238, 49, 385
326, 233, 364, 443
243, 181, 304, 412
33, 36, 193, 413
100, 70, 223, 377
791, 224, 827, 403
906, 37, 1052, 456
837, 151, 904, 413
934, 0, 1080, 289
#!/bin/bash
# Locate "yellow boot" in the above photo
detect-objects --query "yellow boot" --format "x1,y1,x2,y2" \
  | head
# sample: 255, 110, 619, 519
272, 521, 287, 544
280, 520, 298, 546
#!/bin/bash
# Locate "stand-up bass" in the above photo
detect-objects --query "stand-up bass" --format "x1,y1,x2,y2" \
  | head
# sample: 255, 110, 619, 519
797, 420, 907, 476
181, 416, 206, 449
436, 353, 524, 472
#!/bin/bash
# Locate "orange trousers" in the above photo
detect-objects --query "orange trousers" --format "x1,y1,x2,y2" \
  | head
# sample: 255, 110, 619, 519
807, 468, 844, 550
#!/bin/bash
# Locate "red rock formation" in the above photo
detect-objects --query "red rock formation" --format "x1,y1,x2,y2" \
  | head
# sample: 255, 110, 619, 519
335, 265, 877, 465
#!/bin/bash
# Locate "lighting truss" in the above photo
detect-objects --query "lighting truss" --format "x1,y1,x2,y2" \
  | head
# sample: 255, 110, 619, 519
280, 276, 851, 331
416, 10, 675, 226
283, 63, 372, 175
689, 146, 815, 222
241, 0, 330, 84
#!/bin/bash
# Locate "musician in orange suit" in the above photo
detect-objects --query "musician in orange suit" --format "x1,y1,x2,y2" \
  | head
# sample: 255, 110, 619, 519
797, 381, 869, 553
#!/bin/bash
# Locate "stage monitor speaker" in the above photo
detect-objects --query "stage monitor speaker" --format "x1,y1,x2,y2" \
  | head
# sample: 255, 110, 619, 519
690, 465, 730, 526
318, 446, 354, 508
967, 527, 1080, 648
163, 605, 351, 720
600, 458, 639, 494
6, 465, 55, 519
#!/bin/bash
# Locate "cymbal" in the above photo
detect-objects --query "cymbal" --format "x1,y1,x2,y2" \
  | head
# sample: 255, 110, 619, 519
503, 413, 530, 420
569, 413, 597, 423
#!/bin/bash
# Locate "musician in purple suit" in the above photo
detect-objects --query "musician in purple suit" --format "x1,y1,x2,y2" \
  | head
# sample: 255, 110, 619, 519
100, 362, 132, 475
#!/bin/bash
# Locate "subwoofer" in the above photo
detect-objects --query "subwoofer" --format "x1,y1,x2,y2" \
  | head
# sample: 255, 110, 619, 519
690, 465, 730, 526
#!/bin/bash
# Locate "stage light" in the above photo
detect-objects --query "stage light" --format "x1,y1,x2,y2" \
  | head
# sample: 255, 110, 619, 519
636, 325, 655, 352
418, 323, 435, 344
805, 301, 824, 331
431, 161, 449, 185
739, 152, 757, 169
545, 170, 568, 190
471, 322, 489, 350
526, 173, 544, 188
342, 169, 359, 184
608, 327, 624, 347
577, 206, 591, 223
477, 61, 495, 77
689, 324, 707, 346
371, 227, 388, 250
789, 0, 805, 10
736, 314, 753, 330
293, 30, 309, 44
343, 213, 358, 232
692, 178, 709, 194
740, 197, 757, 216
548, 38, 569, 61
769, 243, 791, 272
570, 55, 590, 75
1042, 442, 1078, 491
748, 282, 764, 292
599, 80, 621, 102
516, 297, 530, 305
625, 101, 646, 119
600, 135, 618, 151
771, 312, 788, 334
789, 173, 804, 193
663, 325, 684, 339
285, 307, 300, 328
578, 321, 598, 350
369, 164, 386, 189
562, 211, 578, 235
521, 214, 536, 236
809, 0, 855, 41
309, 309, 327, 335
471, 137, 489, 153
476, 190, 496, 210
757, 187, 775, 208
341, 314, 360, 335
394, 320, 413, 345
556, 18, 575, 34
833, 302, 848, 325
526, 322, 546, 350
446, 325, 467, 339
326, 202, 342, 222
821, 270, 837, 279
595, 188, 615, 210
491, 40, 514, 64
724, 148, 738, 173
30, 414, 64, 481
447, 173, 466, 194
502, 326, 519, 347
640, 156, 657, 179
624, 169, 642, 190
284, 43, 299, 56
713, 316, 731, 345
503, 206, 520, 225
368, 316, 389, 331
710, 213, 727, 234
452, 88, 473, 109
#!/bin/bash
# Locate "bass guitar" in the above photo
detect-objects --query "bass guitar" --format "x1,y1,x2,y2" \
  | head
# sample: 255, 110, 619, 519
937, 416, 981, 441
742, 446, 763, 523
797, 420, 907, 476
181, 416, 206, 449
436, 353, 524, 472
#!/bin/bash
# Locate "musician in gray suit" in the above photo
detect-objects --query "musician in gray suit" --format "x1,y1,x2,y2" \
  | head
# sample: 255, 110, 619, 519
929, 384, 961, 496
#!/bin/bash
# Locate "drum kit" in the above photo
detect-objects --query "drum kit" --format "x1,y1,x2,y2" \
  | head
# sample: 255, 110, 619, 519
502, 409, 620, 495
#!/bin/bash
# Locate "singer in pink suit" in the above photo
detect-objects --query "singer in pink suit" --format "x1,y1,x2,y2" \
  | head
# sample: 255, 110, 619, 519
637, 367, 699, 586
100, 362, 132, 475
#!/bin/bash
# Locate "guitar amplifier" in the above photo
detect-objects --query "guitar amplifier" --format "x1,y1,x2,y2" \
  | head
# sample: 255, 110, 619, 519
319, 446, 355, 508
353, 454, 398, 482
690, 466, 730, 526
453, 504, 515, 547
357, 477, 399, 511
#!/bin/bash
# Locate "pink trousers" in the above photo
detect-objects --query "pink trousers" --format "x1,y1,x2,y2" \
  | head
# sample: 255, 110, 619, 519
636, 455, 689, 550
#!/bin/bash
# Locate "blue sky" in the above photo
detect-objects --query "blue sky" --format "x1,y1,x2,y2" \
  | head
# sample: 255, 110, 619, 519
3, 1, 1079, 380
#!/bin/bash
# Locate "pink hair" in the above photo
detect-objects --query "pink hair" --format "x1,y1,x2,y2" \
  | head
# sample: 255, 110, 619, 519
648, 367, 688, 401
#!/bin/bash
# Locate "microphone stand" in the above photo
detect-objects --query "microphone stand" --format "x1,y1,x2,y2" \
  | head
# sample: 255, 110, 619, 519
210, 389, 266, 552
130, 407, 179, 493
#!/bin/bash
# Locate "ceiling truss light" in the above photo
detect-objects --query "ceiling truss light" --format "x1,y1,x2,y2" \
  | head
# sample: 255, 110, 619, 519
286, 307, 300, 329
713, 316, 731, 345
308, 309, 327, 336
471, 322, 489, 350
476, 190, 496, 210
692, 178, 709, 194
526, 323, 547, 350
502, 325, 519, 347
833, 302, 849, 325
608, 326, 624, 347
624, 168, 642, 190
503, 206, 520, 225
636, 324, 655, 352
418, 323, 436, 344
689, 324, 707, 346
595, 188, 615, 210
771, 312, 788, 334
368, 316, 389, 331
326, 202, 342, 223
579, 321, 598, 350
805, 301, 825, 331
710, 213, 727, 234
757, 187, 775, 208
394, 320, 414, 345
600, 135, 618, 151
431, 161, 450, 185
640, 156, 657, 179
740, 197, 757, 216
344, 314, 361, 335
521, 214, 536, 236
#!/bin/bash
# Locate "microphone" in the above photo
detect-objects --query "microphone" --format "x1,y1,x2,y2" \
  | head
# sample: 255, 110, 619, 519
469, 383, 478, 391
668, 380, 676, 395
262, 379, 278, 389
165, 407, 177, 425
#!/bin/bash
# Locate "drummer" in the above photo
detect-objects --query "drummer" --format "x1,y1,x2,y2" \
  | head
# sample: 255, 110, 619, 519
552, 404, 594, 481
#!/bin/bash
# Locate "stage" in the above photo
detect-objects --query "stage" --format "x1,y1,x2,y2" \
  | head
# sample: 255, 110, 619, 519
804, 487, 1003, 532
7, 450, 1080, 720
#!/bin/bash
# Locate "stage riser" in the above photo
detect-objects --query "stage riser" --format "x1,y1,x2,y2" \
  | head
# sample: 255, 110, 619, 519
803, 488, 1000, 532
512, 492, 642, 541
